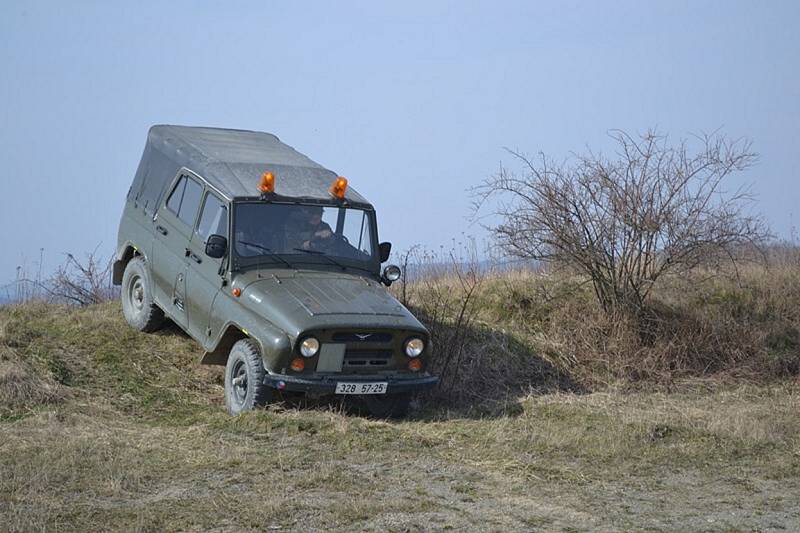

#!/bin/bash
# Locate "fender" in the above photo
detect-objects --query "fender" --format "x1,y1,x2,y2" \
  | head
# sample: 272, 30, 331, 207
112, 241, 145, 286
201, 304, 292, 368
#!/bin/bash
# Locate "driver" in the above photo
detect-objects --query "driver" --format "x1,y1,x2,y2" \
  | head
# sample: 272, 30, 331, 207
287, 205, 334, 251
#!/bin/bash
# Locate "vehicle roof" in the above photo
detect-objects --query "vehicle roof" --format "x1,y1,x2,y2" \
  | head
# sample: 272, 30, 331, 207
141, 125, 371, 206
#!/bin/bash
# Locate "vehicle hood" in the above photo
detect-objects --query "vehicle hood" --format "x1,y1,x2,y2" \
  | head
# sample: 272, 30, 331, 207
234, 270, 425, 337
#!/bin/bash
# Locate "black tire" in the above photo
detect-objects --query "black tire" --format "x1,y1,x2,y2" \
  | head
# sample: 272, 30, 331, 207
363, 393, 412, 419
224, 339, 272, 415
121, 256, 164, 332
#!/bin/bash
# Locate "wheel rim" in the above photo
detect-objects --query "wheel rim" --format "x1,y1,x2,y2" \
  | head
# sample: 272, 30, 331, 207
129, 276, 145, 314
231, 360, 248, 405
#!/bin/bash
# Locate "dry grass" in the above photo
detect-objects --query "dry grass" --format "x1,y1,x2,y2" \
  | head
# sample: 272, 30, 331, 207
0, 360, 66, 417
1, 282, 799, 530
0, 312, 66, 418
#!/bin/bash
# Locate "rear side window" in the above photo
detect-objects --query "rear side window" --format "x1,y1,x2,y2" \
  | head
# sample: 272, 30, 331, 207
165, 176, 203, 227
196, 194, 228, 242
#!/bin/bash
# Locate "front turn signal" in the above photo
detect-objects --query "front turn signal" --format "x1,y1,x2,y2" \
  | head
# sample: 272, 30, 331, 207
290, 358, 305, 372
408, 359, 423, 372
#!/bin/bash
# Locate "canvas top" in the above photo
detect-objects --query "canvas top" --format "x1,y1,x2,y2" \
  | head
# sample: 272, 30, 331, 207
130, 125, 371, 210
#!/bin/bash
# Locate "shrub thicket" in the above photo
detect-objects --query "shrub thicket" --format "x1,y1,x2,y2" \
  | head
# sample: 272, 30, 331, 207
399, 246, 800, 400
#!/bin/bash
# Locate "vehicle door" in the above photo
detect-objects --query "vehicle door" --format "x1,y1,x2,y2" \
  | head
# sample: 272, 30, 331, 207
151, 174, 203, 327
184, 189, 228, 342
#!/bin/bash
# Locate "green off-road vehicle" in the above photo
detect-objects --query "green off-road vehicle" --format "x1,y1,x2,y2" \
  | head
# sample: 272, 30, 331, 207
114, 126, 437, 417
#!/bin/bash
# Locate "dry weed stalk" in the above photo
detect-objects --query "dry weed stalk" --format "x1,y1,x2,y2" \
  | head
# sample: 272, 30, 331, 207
396, 243, 485, 395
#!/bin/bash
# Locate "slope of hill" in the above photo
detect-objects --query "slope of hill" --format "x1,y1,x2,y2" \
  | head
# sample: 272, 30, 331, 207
1, 301, 798, 531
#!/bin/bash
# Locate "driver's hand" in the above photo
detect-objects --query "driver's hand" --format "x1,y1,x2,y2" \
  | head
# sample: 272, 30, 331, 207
302, 240, 312, 250
315, 229, 332, 239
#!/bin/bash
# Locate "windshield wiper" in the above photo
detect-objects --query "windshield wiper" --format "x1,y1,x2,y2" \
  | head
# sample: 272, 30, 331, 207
238, 241, 293, 268
292, 248, 348, 270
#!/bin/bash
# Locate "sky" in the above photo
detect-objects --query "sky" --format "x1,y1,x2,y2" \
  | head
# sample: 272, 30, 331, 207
1, 0, 798, 285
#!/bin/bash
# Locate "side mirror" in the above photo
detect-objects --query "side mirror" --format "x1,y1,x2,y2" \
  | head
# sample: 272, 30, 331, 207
205, 234, 228, 259
379, 242, 392, 263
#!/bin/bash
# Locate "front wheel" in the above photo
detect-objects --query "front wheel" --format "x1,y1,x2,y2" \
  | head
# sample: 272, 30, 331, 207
224, 339, 272, 415
363, 393, 412, 419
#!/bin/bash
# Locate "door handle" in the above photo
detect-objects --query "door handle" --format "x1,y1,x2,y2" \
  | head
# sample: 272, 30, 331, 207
185, 248, 202, 264
156, 225, 168, 236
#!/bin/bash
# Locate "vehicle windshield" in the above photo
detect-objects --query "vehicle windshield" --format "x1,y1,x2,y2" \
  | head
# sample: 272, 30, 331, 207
233, 202, 376, 268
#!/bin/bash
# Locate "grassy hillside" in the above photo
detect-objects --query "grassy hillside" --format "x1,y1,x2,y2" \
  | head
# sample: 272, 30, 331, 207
401, 259, 800, 403
1, 277, 800, 530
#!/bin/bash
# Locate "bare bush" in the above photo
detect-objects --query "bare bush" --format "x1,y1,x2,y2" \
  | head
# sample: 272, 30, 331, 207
47, 252, 118, 306
5, 247, 118, 306
474, 129, 770, 314
50, 253, 117, 306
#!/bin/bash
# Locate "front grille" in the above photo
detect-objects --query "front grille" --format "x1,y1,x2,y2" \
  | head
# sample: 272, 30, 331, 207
343, 349, 393, 367
332, 332, 393, 343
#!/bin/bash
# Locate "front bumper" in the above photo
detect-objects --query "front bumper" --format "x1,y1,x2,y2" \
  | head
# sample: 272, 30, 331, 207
263, 373, 439, 395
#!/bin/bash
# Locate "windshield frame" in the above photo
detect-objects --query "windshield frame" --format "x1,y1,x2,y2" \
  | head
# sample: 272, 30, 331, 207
229, 198, 381, 275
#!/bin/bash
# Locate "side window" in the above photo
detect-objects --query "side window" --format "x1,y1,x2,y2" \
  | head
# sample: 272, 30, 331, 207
164, 176, 203, 227
342, 209, 372, 253
196, 193, 228, 243
166, 176, 186, 215
179, 178, 203, 226
359, 213, 372, 252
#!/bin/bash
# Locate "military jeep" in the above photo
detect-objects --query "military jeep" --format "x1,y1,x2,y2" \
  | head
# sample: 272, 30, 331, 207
114, 125, 437, 417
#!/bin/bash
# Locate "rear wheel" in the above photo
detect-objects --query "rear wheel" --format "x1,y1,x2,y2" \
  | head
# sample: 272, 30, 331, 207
121, 256, 164, 332
224, 339, 272, 415
363, 393, 412, 419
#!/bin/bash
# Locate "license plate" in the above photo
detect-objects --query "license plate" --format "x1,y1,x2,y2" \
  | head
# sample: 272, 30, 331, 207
335, 382, 388, 395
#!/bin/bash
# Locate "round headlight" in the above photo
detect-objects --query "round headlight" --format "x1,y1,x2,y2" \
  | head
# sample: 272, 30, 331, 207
383, 264, 402, 282
404, 337, 425, 357
299, 337, 320, 358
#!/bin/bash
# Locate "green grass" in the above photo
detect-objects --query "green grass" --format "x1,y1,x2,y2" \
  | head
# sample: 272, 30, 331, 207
1, 302, 799, 531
